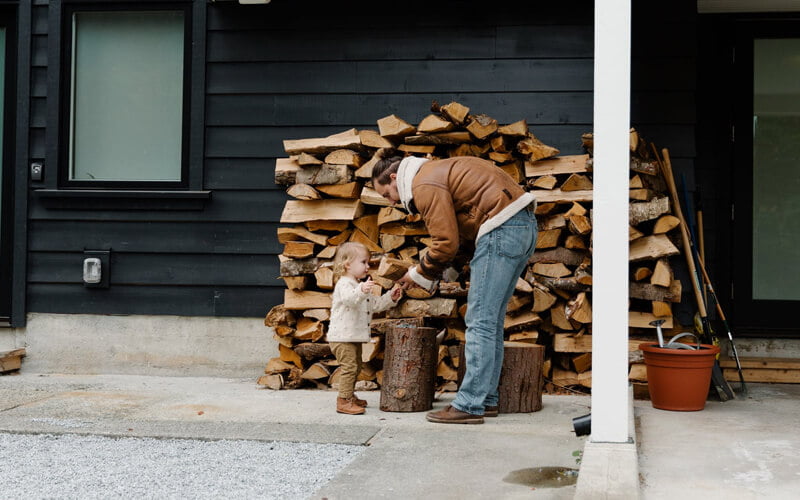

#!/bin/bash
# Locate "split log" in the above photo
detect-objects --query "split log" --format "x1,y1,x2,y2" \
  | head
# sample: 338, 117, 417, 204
286, 183, 321, 200
275, 157, 301, 185
283, 289, 332, 310
466, 113, 498, 139
529, 247, 587, 267
295, 163, 352, 186
561, 173, 593, 192
629, 234, 680, 262
277, 226, 329, 246
300, 362, 331, 380
282, 241, 315, 259
629, 280, 682, 302
324, 149, 364, 167
0, 348, 25, 373
435, 101, 470, 125
316, 182, 361, 199
653, 214, 681, 234
387, 298, 458, 318
283, 128, 363, 156
359, 129, 394, 149
417, 114, 455, 133
264, 304, 296, 328
281, 199, 364, 223
377, 114, 416, 138
257, 374, 283, 390
629, 196, 670, 226
279, 256, 320, 277
517, 134, 560, 161
377, 256, 412, 280
525, 154, 590, 178
565, 292, 592, 323
553, 333, 592, 352
405, 132, 472, 145
650, 259, 673, 287
532, 188, 593, 204
398, 144, 435, 154
532, 175, 557, 189
293, 318, 325, 341
294, 342, 332, 360
552, 367, 592, 388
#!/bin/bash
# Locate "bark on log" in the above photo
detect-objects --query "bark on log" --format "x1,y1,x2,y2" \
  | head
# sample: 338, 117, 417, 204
379, 324, 438, 412
294, 342, 332, 360
496, 342, 544, 413
456, 341, 544, 413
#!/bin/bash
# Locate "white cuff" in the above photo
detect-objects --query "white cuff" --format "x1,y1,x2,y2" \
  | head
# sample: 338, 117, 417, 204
409, 266, 437, 293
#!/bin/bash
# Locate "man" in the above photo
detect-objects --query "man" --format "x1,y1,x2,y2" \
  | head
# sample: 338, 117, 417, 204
372, 153, 538, 424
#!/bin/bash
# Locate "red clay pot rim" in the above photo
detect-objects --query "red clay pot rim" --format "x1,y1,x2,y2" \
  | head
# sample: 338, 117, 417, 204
638, 343, 720, 355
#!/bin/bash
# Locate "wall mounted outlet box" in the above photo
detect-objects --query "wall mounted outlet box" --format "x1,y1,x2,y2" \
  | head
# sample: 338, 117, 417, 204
83, 250, 110, 288
30, 162, 44, 181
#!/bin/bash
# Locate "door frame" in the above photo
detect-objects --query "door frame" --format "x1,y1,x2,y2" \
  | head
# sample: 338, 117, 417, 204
0, 1, 30, 328
0, 5, 17, 326
730, 18, 800, 337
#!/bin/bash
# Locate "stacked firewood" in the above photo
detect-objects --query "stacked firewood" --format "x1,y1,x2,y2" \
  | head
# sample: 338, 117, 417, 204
261, 100, 684, 395
537, 132, 685, 392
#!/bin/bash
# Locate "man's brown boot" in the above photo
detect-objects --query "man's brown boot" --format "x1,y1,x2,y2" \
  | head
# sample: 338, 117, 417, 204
426, 405, 484, 424
350, 394, 368, 407
337, 397, 365, 415
484, 405, 499, 417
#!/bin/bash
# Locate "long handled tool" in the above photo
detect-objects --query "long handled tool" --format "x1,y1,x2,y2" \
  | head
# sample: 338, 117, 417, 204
680, 182, 748, 396
657, 147, 734, 401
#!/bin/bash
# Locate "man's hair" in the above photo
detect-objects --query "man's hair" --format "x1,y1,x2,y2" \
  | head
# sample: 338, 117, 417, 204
371, 149, 403, 186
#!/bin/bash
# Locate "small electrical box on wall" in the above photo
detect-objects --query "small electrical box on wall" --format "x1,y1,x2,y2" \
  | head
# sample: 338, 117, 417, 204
83, 250, 110, 288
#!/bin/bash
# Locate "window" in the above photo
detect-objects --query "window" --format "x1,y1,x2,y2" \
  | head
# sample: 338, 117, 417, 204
60, 4, 194, 189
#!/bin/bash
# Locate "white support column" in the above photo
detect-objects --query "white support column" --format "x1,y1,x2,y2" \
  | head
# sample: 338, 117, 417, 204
590, 0, 632, 443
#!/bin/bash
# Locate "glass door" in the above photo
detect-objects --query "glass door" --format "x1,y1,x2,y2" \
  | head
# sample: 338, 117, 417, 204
0, 24, 10, 322
732, 24, 800, 335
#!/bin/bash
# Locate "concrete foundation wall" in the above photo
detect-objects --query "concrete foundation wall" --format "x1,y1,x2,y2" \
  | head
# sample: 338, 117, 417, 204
2, 313, 277, 378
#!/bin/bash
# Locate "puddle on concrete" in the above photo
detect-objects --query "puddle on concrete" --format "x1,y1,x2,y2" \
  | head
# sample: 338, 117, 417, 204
503, 466, 579, 488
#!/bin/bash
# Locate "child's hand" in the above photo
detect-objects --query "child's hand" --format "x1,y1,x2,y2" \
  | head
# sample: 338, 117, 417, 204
360, 277, 375, 294
390, 286, 403, 301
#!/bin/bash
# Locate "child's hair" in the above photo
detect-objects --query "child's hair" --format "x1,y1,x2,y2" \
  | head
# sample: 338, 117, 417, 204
332, 241, 369, 283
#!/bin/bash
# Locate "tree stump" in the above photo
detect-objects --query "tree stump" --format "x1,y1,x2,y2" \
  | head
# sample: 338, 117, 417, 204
379, 324, 438, 412
457, 341, 545, 413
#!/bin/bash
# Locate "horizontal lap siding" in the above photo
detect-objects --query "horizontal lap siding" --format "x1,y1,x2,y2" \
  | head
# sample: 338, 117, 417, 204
200, 0, 596, 317
27, 2, 284, 317
26, 0, 696, 318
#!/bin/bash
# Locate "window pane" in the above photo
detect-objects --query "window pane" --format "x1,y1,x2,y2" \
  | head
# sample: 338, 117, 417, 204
70, 11, 184, 182
752, 38, 800, 300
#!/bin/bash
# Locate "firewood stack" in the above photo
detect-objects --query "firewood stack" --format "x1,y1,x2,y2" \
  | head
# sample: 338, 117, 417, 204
262, 100, 684, 396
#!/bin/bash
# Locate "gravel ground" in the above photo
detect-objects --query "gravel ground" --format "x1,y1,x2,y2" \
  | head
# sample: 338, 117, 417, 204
0, 432, 364, 499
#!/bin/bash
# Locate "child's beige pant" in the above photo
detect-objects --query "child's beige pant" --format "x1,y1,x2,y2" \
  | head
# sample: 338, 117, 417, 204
329, 342, 363, 399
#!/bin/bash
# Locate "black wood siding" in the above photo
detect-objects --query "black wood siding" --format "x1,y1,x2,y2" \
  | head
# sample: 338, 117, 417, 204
24, 0, 697, 319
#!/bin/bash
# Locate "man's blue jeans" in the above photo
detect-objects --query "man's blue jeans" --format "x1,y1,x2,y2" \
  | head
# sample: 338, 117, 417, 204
452, 206, 538, 415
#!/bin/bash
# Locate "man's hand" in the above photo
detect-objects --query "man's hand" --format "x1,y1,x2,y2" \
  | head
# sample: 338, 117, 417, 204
397, 271, 418, 290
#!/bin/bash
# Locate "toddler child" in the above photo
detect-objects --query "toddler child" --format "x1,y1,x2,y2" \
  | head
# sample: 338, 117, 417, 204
328, 242, 402, 415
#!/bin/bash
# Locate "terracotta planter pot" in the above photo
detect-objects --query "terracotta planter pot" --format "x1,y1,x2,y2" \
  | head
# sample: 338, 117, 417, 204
639, 342, 721, 411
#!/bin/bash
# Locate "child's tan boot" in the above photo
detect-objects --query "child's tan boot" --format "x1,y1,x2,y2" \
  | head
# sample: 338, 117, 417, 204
350, 394, 368, 407
337, 397, 366, 415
